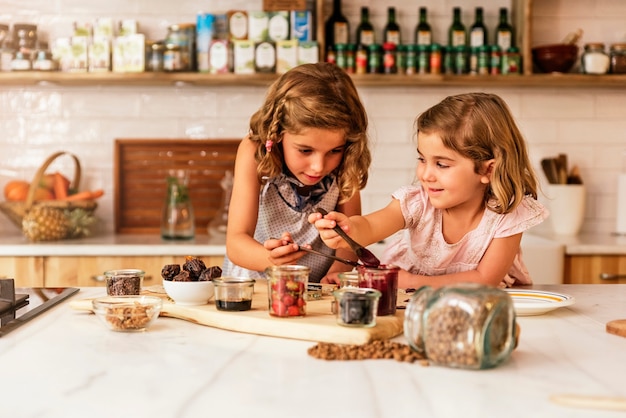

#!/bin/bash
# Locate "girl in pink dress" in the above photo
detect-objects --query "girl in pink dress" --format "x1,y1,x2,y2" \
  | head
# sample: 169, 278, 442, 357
310, 93, 548, 288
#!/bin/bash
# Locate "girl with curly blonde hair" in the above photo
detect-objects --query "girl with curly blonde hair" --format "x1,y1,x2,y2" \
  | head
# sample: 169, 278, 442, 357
223, 63, 371, 282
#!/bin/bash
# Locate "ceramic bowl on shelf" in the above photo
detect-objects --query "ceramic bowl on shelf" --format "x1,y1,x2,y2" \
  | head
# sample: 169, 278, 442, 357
532, 44, 579, 73
162, 279, 215, 306
92, 295, 162, 332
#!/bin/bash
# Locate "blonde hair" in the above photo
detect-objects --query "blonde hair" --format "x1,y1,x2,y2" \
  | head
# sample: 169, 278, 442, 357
416, 92, 538, 214
248, 62, 371, 203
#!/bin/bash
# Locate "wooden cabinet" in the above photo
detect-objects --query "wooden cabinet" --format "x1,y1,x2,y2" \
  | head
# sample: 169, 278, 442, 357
564, 255, 626, 284
0, 256, 44, 287
43, 256, 224, 287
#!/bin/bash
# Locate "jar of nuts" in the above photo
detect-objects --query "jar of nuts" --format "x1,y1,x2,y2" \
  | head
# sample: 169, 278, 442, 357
403, 283, 517, 370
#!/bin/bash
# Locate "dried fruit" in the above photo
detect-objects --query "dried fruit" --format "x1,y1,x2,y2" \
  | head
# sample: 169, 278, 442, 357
183, 256, 207, 280
161, 264, 181, 280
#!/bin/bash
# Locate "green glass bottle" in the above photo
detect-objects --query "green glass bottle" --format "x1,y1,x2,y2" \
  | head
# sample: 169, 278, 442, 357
356, 6, 375, 47
324, 0, 349, 52
414, 7, 432, 46
495, 7, 514, 53
383, 7, 401, 46
470, 7, 487, 48
448, 7, 466, 48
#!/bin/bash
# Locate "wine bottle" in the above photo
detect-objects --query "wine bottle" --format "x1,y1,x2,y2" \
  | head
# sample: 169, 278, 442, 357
470, 7, 487, 48
414, 7, 432, 46
448, 7, 466, 48
356, 6, 375, 47
383, 7, 401, 46
324, 0, 349, 52
495, 7, 514, 52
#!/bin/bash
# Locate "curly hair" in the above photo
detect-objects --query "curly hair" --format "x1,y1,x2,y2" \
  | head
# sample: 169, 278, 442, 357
416, 92, 539, 214
248, 62, 371, 203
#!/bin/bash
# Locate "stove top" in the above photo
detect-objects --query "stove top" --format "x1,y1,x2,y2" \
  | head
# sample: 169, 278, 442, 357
0, 279, 79, 337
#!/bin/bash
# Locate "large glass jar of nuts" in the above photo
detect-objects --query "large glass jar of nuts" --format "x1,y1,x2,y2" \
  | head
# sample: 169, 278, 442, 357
403, 283, 517, 370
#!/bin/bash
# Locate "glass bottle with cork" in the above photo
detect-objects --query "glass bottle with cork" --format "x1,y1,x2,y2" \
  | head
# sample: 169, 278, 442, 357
414, 7, 432, 46
448, 7, 466, 48
324, 0, 349, 60
495, 8, 514, 54
470, 7, 487, 48
383, 7, 401, 46
356, 6, 375, 48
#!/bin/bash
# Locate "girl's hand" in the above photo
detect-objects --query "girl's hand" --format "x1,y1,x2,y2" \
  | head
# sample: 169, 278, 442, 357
263, 234, 304, 266
307, 210, 351, 250
321, 272, 342, 285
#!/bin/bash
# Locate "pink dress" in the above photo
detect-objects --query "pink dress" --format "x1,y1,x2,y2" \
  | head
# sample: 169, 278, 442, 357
381, 185, 549, 287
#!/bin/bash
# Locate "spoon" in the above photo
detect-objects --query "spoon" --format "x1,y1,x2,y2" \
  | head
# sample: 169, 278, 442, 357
298, 246, 360, 267
316, 208, 381, 268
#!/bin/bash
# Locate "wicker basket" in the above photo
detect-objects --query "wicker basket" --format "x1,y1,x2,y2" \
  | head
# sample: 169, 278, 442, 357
0, 151, 98, 238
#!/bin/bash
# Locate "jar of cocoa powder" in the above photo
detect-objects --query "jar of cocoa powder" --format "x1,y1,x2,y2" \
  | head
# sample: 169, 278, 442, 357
403, 283, 517, 369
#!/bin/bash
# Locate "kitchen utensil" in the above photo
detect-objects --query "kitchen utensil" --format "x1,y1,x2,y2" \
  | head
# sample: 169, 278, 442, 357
532, 43, 579, 73
70, 280, 404, 344
504, 288, 575, 316
316, 208, 381, 267
541, 158, 559, 184
298, 245, 360, 267
567, 165, 584, 184
556, 153, 568, 184
606, 319, 626, 337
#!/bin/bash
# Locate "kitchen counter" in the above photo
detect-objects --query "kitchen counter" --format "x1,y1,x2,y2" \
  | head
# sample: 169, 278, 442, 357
1, 284, 625, 418
0, 232, 227, 257
1, 231, 626, 257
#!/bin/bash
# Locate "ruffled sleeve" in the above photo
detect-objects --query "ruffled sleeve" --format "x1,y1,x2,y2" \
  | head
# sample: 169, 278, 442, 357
494, 196, 549, 238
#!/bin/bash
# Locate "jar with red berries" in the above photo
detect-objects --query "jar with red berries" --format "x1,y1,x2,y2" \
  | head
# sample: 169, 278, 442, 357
265, 265, 309, 317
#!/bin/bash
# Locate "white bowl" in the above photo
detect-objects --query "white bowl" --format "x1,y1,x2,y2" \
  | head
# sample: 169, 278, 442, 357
162, 279, 215, 306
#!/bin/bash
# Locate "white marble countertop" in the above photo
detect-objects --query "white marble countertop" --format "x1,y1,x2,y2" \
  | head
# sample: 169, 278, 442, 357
1, 284, 626, 418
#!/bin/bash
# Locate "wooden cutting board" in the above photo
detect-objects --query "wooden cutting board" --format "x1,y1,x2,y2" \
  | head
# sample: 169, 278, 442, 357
70, 282, 405, 345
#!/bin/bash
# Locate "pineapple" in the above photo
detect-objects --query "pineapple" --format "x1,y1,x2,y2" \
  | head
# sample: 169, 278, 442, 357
22, 206, 70, 241
66, 208, 96, 238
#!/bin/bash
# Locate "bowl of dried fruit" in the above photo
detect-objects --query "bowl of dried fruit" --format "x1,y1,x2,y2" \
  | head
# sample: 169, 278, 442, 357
92, 295, 162, 332
161, 256, 222, 306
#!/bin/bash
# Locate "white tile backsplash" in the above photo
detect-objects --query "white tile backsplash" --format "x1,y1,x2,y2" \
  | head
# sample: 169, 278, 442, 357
1, 0, 625, 237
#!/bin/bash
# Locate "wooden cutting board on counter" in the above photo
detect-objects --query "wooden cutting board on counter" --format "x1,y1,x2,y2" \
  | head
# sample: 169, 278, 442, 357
69, 282, 405, 345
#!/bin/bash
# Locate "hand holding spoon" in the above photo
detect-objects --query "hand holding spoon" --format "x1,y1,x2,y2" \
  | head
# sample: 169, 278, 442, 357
316, 208, 381, 268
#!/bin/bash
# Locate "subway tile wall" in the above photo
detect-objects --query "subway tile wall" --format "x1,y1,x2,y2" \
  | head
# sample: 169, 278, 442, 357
1, 0, 625, 237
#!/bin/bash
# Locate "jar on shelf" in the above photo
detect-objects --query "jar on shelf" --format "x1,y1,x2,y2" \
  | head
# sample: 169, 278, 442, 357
13, 23, 37, 50
609, 43, 626, 74
582, 43, 610, 75
404, 283, 518, 370
145, 41, 164, 72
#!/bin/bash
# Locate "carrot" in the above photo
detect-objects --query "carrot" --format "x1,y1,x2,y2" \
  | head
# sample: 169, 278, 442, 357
62, 189, 104, 201
53, 172, 69, 200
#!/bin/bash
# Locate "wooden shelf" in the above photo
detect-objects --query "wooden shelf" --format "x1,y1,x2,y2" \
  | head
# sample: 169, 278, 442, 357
1, 71, 626, 88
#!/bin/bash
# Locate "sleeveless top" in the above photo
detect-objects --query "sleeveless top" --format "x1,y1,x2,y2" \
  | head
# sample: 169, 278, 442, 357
382, 185, 549, 287
222, 172, 341, 282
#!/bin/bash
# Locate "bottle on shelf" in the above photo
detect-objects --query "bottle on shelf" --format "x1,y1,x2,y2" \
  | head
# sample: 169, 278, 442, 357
414, 7, 432, 46
495, 7, 514, 53
448, 7, 466, 48
383, 7, 401, 46
356, 6, 375, 47
324, 0, 349, 56
470, 7, 487, 48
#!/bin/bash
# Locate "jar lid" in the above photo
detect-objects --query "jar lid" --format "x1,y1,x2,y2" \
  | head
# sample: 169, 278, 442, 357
584, 42, 605, 50
610, 43, 626, 52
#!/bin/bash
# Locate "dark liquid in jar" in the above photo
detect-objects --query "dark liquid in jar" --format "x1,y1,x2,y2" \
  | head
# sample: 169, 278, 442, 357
216, 299, 252, 311
358, 264, 398, 316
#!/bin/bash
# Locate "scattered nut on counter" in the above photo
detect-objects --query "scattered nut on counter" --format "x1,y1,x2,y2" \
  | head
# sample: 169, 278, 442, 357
308, 340, 428, 365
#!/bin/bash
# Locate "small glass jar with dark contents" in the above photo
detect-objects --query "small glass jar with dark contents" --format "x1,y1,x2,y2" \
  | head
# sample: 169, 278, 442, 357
610, 43, 626, 74
105, 269, 145, 296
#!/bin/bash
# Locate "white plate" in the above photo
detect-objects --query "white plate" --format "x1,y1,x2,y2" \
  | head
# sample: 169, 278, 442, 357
504, 289, 575, 316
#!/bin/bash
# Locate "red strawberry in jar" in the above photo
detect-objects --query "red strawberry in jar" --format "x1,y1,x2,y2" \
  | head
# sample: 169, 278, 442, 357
265, 265, 310, 318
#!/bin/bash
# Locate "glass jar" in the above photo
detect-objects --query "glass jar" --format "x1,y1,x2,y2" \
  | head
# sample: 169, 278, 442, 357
332, 287, 381, 327
145, 41, 164, 72
609, 43, 626, 74
104, 269, 145, 296
582, 43, 610, 75
207, 170, 232, 237
165, 23, 195, 71
404, 283, 517, 370
13, 23, 37, 50
163, 43, 182, 72
161, 169, 195, 240
357, 264, 398, 316
265, 265, 309, 318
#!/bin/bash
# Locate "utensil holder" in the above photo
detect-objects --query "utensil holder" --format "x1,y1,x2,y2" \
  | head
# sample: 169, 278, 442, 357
546, 184, 586, 235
